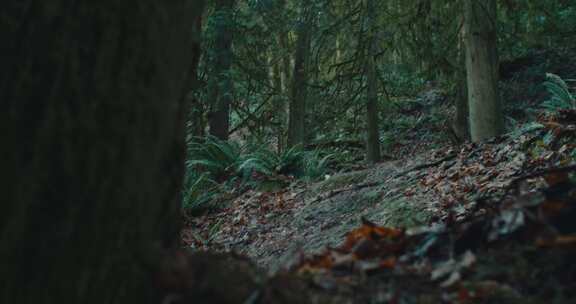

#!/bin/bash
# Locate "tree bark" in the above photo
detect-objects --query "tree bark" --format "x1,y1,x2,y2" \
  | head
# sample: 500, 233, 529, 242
188, 9, 207, 137
0, 1, 201, 303
208, 0, 236, 140
453, 75, 470, 141
453, 33, 470, 142
287, 2, 312, 148
365, 0, 381, 163
269, 51, 288, 152
278, 32, 292, 151
464, 0, 504, 141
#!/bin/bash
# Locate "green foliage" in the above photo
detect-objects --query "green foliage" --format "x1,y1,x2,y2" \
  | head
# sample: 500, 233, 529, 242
183, 136, 333, 210
542, 73, 575, 110
187, 136, 329, 181
182, 171, 220, 210
242, 145, 332, 180
240, 145, 303, 176
301, 150, 334, 181
188, 0, 576, 211
382, 68, 426, 97
186, 136, 242, 180
509, 121, 545, 140
190, 218, 224, 248
183, 136, 242, 211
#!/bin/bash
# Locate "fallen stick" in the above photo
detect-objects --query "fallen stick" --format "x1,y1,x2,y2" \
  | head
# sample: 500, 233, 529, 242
393, 153, 457, 178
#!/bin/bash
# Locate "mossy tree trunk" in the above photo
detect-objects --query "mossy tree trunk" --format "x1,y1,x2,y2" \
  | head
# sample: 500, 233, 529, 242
464, 0, 504, 141
277, 31, 292, 151
0, 1, 202, 303
208, 0, 236, 140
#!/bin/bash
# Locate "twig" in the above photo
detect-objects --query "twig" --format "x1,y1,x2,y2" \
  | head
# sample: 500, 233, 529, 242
393, 153, 457, 178
309, 181, 380, 204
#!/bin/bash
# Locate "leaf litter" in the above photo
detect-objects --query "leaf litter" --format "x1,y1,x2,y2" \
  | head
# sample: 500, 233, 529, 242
180, 109, 576, 303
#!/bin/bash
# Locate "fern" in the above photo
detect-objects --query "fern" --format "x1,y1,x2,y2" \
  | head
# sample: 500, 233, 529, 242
542, 73, 575, 110
276, 145, 306, 174
186, 136, 242, 179
237, 156, 274, 176
182, 172, 219, 210
183, 135, 334, 209
302, 151, 333, 181
241, 145, 308, 177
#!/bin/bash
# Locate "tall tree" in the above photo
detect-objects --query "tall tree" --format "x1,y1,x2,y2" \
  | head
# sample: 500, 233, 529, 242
208, 0, 236, 140
365, 0, 381, 163
188, 6, 207, 137
0, 1, 203, 303
269, 49, 289, 152
275, 0, 293, 152
464, 0, 504, 141
287, 1, 313, 148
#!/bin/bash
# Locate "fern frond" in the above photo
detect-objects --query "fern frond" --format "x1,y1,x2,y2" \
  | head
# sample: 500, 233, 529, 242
543, 73, 575, 110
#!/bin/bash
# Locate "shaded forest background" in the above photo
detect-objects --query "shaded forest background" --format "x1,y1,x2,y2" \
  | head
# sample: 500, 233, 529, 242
184, 0, 576, 212
1, 1, 575, 304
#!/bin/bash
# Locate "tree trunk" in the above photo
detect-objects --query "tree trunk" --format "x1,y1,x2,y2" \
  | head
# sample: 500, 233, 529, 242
278, 32, 292, 151
188, 11, 207, 138
464, 0, 504, 141
287, 2, 312, 148
279, 32, 293, 90
0, 1, 201, 303
208, 0, 235, 140
453, 75, 470, 141
269, 52, 288, 152
453, 32, 470, 142
365, 0, 381, 163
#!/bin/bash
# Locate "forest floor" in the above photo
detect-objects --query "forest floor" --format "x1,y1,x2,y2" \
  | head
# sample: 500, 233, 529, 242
181, 50, 576, 303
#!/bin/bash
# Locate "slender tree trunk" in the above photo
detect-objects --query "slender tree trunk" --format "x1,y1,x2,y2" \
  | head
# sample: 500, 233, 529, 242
269, 53, 287, 152
278, 32, 292, 151
464, 0, 504, 141
278, 33, 292, 92
287, 3, 312, 148
365, 0, 381, 163
188, 10, 206, 137
208, 0, 235, 140
0, 1, 201, 303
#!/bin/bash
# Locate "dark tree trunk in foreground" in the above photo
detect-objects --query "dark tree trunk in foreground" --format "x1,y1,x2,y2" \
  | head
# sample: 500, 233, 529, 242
0, 1, 202, 303
208, 0, 236, 140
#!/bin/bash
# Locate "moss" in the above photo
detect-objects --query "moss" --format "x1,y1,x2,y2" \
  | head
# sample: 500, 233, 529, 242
372, 198, 430, 228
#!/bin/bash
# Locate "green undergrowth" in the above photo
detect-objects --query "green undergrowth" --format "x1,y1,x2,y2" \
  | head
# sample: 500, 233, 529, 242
183, 136, 335, 212
501, 48, 576, 123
